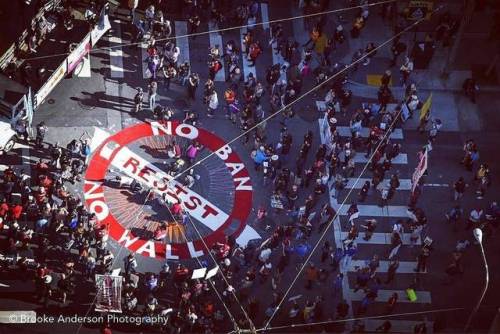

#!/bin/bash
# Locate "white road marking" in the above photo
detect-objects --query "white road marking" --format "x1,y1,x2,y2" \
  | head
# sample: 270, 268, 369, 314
109, 20, 124, 78
352, 153, 408, 164
343, 178, 449, 190
363, 319, 433, 333
347, 289, 432, 304
208, 21, 226, 82
140, 42, 149, 79
260, 3, 270, 31
348, 260, 419, 273
90, 128, 230, 231
240, 27, 257, 80
337, 204, 410, 217
175, 21, 190, 67
338, 231, 422, 245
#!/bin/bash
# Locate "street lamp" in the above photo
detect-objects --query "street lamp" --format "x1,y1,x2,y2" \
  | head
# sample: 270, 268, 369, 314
464, 228, 490, 332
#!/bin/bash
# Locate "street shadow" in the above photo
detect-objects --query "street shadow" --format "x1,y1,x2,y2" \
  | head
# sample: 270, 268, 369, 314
70, 91, 133, 113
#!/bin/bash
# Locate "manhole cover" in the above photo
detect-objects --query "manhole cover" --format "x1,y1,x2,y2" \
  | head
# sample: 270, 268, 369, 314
47, 99, 55, 104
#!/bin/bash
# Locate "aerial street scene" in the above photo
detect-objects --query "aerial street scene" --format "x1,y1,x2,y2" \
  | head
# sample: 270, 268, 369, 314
0, 0, 499, 333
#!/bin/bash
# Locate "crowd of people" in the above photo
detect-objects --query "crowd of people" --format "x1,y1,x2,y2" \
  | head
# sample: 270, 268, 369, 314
0, 0, 498, 333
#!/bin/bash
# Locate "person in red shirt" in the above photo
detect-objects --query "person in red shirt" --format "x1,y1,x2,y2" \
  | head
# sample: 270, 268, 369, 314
0, 198, 9, 219
9, 203, 23, 223
248, 41, 262, 66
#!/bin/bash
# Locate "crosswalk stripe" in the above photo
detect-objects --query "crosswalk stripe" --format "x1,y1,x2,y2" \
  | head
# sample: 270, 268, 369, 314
362, 319, 434, 333
175, 21, 190, 66
347, 260, 418, 273
240, 27, 257, 80
336, 125, 404, 140
347, 289, 432, 304
352, 153, 408, 164
208, 22, 226, 82
339, 231, 422, 245
109, 19, 124, 78
344, 177, 412, 190
140, 42, 149, 79
317, 119, 407, 163
317, 107, 404, 139
338, 204, 410, 217
261, 3, 287, 82
260, 3, 270, 31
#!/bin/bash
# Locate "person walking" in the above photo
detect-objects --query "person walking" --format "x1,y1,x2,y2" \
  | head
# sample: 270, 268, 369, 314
128, 0, 139, 23
453, 176, 466, 201
35, 121, 48, 148
187, 73, 200, 100
133, 87, 143, 113
400, 56, 414, 86
304, 263, 318, 289
385, 292, 398, 314
358, 181, 370, 202
385, 258, 399, 284
148, 80, 158, 110
415, 245, 431, 273
361, 219, 377, 241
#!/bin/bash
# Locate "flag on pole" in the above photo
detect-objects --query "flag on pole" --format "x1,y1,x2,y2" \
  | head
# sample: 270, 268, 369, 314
419, 93, 433, 121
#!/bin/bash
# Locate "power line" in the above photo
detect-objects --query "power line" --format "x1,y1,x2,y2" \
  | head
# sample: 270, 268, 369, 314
168, 181, 258, 332
254, 307, 464, 332
23, 0, 397, 62
162, 200, 245, 333
75, 187, 154, 334
261, 5, 444, 331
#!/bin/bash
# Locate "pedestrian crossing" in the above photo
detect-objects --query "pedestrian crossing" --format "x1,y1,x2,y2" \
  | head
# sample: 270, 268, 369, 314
108, 19, 125, 79
105, 14, 281, 85
347, 289, 432, 304
240, 27, 257, 80
337, 204, 410, 217
344, 177, 412, 190
347, 260, 418, 273
338, 231, 422, 246
317, 109, 433, 331
362, 319, 433, 333
208, 21, 226, 82
175, 21, 190, 67
261, 3, 287, 83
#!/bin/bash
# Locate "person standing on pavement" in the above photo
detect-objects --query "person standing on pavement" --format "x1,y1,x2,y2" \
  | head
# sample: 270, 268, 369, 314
35, 121, 48, 148
453, 176, 466, 201
361, 219, 377, 241
187, 73, 199, 101
133, 87, 143, 113
399, 56, 414, 86
188, 13, 201, 37
304, 262, 318, 289
148, 80, 158, 111
128, 0, 138, 23
124, 253, 137, 277
206, 90, 218, 118
466, 207, 483, 230
247, 41, 262, 67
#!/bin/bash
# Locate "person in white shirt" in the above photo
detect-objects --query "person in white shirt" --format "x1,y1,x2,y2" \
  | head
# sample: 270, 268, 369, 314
258, 247, 272, 263
207, 91, 218, 118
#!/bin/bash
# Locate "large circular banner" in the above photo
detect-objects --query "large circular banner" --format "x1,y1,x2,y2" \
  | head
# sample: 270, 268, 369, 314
84, 121, 253, 260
